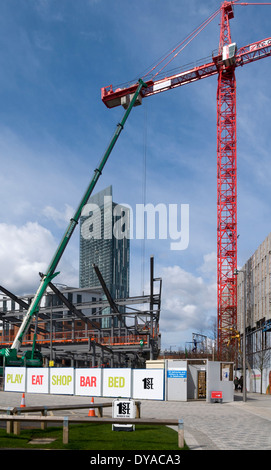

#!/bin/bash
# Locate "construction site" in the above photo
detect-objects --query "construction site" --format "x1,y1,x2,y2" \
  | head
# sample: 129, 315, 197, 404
0, 1, 271, 377
0, 256, 161, 371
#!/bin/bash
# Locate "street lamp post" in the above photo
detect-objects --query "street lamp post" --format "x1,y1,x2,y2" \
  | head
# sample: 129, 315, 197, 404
234, 268, 247, 402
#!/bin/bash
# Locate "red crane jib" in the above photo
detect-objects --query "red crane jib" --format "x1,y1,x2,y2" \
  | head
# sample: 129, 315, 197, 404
101, 36, 271, 109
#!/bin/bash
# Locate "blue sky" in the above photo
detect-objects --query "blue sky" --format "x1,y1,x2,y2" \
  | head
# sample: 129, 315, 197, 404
0, 0, 270, 350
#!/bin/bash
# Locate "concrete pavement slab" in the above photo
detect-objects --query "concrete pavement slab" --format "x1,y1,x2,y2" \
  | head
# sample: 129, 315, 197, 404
0, 391, 270, 450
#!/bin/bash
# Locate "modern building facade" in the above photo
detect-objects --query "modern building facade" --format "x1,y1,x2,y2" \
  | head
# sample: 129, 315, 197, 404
79, 186, 130, 326
237, 232, 271, 370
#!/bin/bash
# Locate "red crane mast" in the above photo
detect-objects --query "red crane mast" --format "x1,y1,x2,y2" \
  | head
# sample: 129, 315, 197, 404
101, 1, 271, 359
216, 2, 237, 361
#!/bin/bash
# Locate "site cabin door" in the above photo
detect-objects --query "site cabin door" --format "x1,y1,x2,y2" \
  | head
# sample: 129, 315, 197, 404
197, 370, 206, 399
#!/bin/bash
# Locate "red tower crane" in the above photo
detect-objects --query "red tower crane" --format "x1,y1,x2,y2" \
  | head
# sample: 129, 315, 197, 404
101, 1, 271, 359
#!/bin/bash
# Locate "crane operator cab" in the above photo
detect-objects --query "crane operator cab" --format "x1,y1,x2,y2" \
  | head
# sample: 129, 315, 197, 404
222, 43, 237, 67
120, 92, 142, 110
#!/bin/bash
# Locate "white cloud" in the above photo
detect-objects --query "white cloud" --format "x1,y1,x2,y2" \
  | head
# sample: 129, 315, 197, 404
43, 204, 74, 227
159, 260, 216, 347
0, 221, 78, 295
0, 222, 55, 294
198, 251, 217, 280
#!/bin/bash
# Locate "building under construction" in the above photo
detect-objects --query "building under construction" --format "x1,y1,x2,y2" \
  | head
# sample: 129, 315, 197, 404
0, 257, 161, 368
1, 2, 270, 371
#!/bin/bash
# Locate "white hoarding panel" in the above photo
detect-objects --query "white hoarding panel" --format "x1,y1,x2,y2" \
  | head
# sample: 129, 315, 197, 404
5, 367, 26, 392
49, 367, 74, 395
132, 369, 164, 400
167, 360, 188, 401
75, 368, 102, 396
102, 368, 131, 398
26, 368, 49, 394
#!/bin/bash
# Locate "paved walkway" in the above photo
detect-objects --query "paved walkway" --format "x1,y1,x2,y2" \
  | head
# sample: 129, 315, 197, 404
0, 391, 271, 450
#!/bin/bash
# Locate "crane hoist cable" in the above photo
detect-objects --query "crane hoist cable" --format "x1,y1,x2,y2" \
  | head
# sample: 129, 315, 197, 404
111, 6, 221, 93
141, 102, 148, 296
137, 8, 220, 296
141, 7, 221, 82
136, 8, 220, 295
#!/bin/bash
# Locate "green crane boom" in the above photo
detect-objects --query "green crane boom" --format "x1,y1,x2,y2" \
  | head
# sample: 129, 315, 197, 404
0, 79, 146, 368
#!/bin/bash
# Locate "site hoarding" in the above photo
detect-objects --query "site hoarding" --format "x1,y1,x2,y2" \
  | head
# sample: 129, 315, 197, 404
27, 367, 49, 394
102, 368, 132, 398
4, 366, 26, 392
132, 368, 164, 400
3, 361, 234, 402
49, 367, 75, 395
75, 368, 102, 396
4, 366, 165, 400
166, 360, 187, 401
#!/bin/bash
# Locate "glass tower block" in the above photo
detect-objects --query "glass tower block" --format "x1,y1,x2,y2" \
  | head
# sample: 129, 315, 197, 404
79, 186, 130, 327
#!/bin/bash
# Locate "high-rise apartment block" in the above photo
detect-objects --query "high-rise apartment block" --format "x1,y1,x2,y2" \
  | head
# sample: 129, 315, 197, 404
79, 186, 130, 302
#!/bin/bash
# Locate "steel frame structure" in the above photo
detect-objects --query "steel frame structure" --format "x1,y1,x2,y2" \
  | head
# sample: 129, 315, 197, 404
0, 257, 162, 367
0, 291, 161, 367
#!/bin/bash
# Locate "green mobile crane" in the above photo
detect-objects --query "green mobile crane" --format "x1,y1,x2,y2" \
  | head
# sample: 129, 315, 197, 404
0, 80, 146, 375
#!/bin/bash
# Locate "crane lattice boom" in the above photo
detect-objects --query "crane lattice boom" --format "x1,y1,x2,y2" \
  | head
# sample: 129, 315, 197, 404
101, 36, 271, 108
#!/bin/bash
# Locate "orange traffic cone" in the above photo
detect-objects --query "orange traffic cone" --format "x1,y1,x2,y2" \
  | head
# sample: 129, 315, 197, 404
88, 397, 96, 417
20, 393, 26, 408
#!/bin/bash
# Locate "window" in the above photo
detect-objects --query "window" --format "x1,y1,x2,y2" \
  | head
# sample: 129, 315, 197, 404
220, 363, 233, 381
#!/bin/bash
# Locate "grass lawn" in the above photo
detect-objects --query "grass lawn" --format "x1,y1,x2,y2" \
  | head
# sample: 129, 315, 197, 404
0, 423, 189, 450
